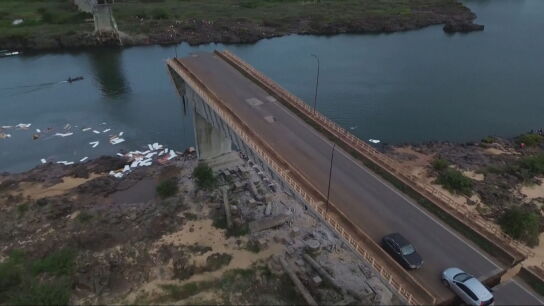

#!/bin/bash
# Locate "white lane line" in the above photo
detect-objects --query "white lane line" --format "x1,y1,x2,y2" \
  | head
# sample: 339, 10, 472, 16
266, 92, 500, 269
511, 279, 544, 304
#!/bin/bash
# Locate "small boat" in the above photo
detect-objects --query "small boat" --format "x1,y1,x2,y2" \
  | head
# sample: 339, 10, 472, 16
67, 76, 84, 83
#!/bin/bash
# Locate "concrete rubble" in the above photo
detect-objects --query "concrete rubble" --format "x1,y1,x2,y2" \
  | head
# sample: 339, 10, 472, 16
207, 151, 401, 305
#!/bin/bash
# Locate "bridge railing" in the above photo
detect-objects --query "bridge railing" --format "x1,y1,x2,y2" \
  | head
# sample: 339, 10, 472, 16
167, 58, 429, 305
217, 50, 533, 261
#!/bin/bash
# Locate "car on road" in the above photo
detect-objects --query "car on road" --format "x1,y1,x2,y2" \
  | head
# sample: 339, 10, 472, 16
442, 267, 494, 306
381, 233, 423, 269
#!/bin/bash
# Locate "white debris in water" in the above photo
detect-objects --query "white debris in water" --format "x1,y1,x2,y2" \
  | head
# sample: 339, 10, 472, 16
103, 128, 111, 133
36, 129, 41, 133
82, 127, 91, 132
92, 130, 101, 134
80, 157, 89, 162
1, 126, 12, 129
12, 19, 23, 26
110, 137, 125, 145
118, 132, 124, 137
117, 153, 124, 157
40, 159, 47, 164
55, 132, 73, 137
368, 139, 380, 144
89, 141, 99, 148
167, 150, 177, 160
57, 161, 74, 166
16, 123, 31, 129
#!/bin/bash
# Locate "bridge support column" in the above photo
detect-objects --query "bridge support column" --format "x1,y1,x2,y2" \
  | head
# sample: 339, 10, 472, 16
193, 111, 232, 160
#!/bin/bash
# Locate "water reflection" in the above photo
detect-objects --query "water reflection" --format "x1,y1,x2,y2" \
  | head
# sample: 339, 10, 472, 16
87, 48, 130, 98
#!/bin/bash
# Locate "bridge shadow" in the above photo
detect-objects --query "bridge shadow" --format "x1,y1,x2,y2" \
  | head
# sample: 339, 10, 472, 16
87, 48, 130, 99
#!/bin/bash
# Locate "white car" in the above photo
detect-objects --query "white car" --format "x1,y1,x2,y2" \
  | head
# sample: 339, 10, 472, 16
442, 267, 494, 306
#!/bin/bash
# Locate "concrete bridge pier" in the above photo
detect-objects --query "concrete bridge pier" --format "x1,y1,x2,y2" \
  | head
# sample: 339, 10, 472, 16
193, 111, 232, 160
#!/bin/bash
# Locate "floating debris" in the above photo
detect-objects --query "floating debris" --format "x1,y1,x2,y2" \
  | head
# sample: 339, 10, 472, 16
1, 126, 12, 129
80, 157, 89, 162
110, 136, 125, 145
16, 123, 31, 129
103, 128, 111, 133
55, 132, 73, 137
368, 139, 380, 144
56, 161, 74, 166
36, 129, 41, 133
82, 127, 91, 132
92, 130, 101, 134
0, 133, 11, 139
118, 132, 124, 137
40, 159, 47, 164
350, 126, 357, 130
89, 141, 99, 148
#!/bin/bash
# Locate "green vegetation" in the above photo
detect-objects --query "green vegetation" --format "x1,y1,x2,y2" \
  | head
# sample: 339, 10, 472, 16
245, 239, 261, 253
481, 136, 496, 144
517, 133, 544, 147
76, 211, 93, 223
30, 248, 76, 276
0, 248, 76, 305
156, 178, 179, 198
0, 0, 92, 39
492, 153, 544, 182
499, 207, 540, 247
155, 266, 303, 304
16, 203, 29, 217
0, 0, 470, 46
436, 168, 473, 195
193, 163, 216, 190
158, 281, 214, 302
432, 158, 449, 171
212, 213, 249, 237
204, 253, 232, 271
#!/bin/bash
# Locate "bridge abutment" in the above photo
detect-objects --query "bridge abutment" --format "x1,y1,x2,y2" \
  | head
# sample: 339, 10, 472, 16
193, 111, 232, 160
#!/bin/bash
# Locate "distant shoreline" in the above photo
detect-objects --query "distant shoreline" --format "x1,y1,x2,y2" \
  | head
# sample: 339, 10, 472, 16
0, 0, 483, 52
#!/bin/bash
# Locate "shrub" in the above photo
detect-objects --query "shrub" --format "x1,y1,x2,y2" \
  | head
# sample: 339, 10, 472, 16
151, 8, 169, 19
193, 163, 216, 189
76, 211, 93, 223
432, 158, 449, 171
481, 136, 495, 144
436, 168, 473, 195
9, 278, 71, 306
30, 248, 76, 276
156, 178, 179, 199
240, 1, 259, 8
517, 134, 543, 147
499, 207, 540, 247
518, 154, 544, 177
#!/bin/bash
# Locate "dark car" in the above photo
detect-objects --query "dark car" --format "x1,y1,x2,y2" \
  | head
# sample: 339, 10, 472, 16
381, 233, 423, 269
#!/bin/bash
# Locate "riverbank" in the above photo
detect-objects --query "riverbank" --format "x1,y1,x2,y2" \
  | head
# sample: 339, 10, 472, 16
0, 0, 482, 51
384, 132, 544, 263
0, 152, 397, 304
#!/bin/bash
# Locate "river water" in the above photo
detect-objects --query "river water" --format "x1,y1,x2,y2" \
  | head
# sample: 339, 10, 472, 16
1, 0, 543, 173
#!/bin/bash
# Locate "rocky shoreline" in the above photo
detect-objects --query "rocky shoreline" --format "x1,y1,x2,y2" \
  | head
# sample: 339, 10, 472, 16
0, 11, 483, 52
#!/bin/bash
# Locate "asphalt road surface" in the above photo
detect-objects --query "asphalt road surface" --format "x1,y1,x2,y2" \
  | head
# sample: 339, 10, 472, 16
493, 278, 543, 305
178, 52, 541, 304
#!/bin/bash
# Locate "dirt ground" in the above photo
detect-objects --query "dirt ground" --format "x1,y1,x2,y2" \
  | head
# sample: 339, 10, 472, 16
0, 151, 399, 305
385, 137, 544, 271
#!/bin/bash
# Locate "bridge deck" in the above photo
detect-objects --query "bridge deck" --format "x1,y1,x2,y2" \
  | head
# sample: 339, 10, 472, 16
177, 51, 540, 304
